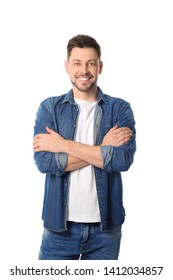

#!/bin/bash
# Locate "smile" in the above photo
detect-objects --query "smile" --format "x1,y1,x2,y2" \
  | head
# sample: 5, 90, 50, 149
78, 77, 91, 81
77, 75, 93, 82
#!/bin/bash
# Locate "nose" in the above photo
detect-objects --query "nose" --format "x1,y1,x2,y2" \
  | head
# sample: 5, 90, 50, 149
80, 63, 89, 74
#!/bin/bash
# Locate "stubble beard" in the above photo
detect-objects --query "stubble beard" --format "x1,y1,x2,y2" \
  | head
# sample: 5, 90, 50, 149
71, 80, 96, 93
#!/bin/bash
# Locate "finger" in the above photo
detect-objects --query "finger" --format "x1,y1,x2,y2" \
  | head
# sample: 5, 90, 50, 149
34, 134, 45, 140
112, 136, 131, 147
34, 134, 41, 140
117, 127, 132, 132
46, 127, 56, 134
111, 125, 118, 130
117, 138, 130, 146
118, 131, 132, 140
117, 133, 132, 143
34, 146, 45, 152
115, 128, 132, 136
33, 140, 40, 149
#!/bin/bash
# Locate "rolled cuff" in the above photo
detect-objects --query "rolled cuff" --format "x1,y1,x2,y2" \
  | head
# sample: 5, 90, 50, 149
100, 145, 113, 170
55, 153, 68, 173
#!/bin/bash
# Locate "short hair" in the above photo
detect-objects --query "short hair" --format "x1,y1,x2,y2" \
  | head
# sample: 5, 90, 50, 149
67, 34, 101, 60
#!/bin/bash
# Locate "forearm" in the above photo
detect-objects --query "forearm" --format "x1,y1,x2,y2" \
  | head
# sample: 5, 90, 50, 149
65, 155, 89, 172
64, 140, 103, 168
63, 125, 133, 169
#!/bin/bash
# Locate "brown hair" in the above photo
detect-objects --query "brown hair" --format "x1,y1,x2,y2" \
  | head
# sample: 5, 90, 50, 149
67, 34, 101, 60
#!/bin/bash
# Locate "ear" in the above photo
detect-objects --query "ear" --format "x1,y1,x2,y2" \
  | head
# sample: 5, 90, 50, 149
64, 60, 69, 73
99, 61, 103, 74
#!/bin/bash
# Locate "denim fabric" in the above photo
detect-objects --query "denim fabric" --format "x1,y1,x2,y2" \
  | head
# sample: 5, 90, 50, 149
38, 222, 122, 260
34, 87, 136, 232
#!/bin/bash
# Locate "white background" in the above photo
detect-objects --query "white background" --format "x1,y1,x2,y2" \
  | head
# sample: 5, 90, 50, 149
0, 0, 173, 279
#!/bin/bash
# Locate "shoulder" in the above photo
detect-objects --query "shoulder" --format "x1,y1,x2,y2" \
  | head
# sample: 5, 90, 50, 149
98, 88, 129, 106
35, 94, 68, 117
41, 93, 66, 106
101, 92, 131, 112
39, 92, 72, 113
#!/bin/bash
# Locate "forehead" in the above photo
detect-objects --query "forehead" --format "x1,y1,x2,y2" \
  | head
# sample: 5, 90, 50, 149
69, 47, 99, 61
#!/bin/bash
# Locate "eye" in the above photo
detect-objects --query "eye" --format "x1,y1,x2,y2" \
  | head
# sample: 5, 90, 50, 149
73, 62, 80, 66
88, 62, 96, 67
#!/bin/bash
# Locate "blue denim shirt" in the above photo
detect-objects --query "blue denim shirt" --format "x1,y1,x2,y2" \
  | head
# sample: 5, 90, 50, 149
34, 87, 136, 232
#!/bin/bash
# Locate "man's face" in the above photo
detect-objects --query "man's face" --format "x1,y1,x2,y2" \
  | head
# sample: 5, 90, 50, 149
65, 47, 103, 93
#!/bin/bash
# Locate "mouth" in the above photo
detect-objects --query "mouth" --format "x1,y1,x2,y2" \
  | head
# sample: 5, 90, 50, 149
77, 76, 91, 81
77, 75, 93, 84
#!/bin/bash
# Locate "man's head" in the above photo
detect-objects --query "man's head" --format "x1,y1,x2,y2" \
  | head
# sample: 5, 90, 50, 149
65, 35, 103, 98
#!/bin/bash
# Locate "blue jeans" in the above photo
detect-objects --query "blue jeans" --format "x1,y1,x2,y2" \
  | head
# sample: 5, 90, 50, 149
38, 222, 122, 260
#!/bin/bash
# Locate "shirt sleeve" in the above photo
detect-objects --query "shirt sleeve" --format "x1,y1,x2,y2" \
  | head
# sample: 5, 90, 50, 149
55, 153, 68, 172
34, 99, 67, 176
100, 100, 136, 173
100, 145, 114, 169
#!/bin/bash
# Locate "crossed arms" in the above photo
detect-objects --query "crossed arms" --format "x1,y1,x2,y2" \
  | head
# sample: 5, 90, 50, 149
33, 126, 132, 172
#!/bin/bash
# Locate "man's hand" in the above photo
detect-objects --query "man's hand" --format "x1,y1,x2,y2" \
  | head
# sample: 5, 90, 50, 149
33, 127, 65, 153
101, 125, 132, 147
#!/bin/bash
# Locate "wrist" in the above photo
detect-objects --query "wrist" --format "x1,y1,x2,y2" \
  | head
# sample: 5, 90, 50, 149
62, 139, 72, 153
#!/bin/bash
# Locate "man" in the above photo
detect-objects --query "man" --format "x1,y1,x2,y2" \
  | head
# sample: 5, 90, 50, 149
33, 34, 136, 260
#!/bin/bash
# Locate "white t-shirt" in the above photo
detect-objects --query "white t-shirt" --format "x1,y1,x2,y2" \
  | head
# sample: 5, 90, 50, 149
67, 98, 101, 222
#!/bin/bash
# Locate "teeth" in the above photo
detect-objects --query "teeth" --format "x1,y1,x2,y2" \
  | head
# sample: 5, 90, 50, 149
78, 77, 90, 81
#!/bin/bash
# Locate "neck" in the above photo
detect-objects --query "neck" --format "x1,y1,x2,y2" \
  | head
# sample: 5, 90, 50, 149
72, 87, 98, 102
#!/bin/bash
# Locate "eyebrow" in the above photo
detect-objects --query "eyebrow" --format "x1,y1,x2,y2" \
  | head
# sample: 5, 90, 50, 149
72, 59, 98, 62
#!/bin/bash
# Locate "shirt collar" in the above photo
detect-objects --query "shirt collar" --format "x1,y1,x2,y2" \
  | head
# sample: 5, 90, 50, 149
62, 87, 108, 105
